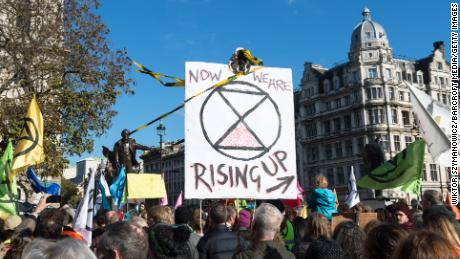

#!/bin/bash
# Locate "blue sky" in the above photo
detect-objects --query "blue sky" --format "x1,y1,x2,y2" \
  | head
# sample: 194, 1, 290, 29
69, 0, 451, 165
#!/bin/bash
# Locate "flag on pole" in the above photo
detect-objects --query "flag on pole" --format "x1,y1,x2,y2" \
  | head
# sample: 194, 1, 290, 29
406, 82, 451, 166
73, 169, 96, 245
0, 142, 16, 219
109, 167, 126, 210
160, 191, 168, 206
344, 166, 360, 209
96, 174, 112, 211
11, 96, 44, 172
358, 139, 425, 195
26, 167, 60, 195
174, 191, 183, 209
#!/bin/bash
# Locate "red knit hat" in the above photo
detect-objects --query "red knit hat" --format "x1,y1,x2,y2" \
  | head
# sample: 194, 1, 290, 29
395, 203, 412, 219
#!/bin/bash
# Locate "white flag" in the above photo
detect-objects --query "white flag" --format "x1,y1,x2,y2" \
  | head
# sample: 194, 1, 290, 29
73, 169, 96, 245
344, 166, 360, 209
406, 82, 451, 166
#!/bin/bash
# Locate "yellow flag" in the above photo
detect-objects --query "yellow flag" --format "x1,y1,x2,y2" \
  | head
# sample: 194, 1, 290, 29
11, 96, 44, 173
127, 174, 166, 199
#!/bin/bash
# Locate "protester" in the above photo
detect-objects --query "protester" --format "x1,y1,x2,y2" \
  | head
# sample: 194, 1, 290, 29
96, 221, 149, 259
363, 223, 408, 259
95, 208, 110, 229
394, 203, 413, 231
174, 205, 201, 253
148, 205, 174, 226
130, 215, 149, 229
139, 202, 148, 220
423, 213, 460, 256
191, 207, 205, 236
304, 239, 344, 259
4, 228, 34, 259
421, 190, 443, 209
234, 203, 295, 259
106, 210, 120, 225
196, 203, 248, 259
307, 175, 338, 221
363, 219, 380, 234
292, 216, 308, 244
332, 220, 366, 259
61, 207, 85, 241
23, 238, 96, 259
35, 208, 64, 240
148, 223, 197, 259
392, 230, 459, 259
292, 213, 331, 258
236, 209, 252, 242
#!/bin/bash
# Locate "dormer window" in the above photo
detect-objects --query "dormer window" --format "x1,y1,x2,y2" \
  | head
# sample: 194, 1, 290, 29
437, 62, 443, 70
365, 32, 371, 39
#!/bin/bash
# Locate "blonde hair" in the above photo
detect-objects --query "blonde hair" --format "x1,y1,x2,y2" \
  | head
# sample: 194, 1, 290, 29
424, 214, 460, 247
148, 206, 174, 225
315, 175, 329, 188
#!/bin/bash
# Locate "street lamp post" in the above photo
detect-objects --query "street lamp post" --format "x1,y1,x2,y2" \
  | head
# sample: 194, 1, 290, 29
156, 121, 166, 205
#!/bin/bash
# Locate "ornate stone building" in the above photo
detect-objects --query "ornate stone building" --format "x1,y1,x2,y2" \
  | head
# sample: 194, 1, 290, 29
295, 8, 452, 200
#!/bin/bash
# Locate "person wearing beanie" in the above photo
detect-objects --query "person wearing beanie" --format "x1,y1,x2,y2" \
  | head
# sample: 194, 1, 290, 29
237, 209, 252, 241
394, 203, 413, 231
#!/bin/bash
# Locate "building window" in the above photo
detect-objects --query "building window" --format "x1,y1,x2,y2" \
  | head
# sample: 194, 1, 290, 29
367, 87, 383, 100
381, 135, 390, 152
418, 75, 423, 84
392, 108, 398, 124
333, 118, 341, 133
389, 87, 395, 100
437, 62, 443, 70
335, 98, 341, 109
368, 108, 384, 124
345, 140, 353, 156
402, 111, 411, 125
305, 123, 317, 137
385, 68, 392, 79
354, 111, 361, 126
324, 120, 331, 135
337, 167, 345, 184
422, 164, 427, 181
442, 94, 447, 104
407, 73, 412, 83
399, 91, 405, 101
394, 135, 401, 152
405, 136, 413, 147
325, 144, 332, 159
365, 32, 371, 38
357, 137, 365, 153
327, 168, 335, 185
353, 91, 360, 102
344, 95, 351, 106
326, 101, 332, 111
335, 78, 341, 89
353, 71, 360, 82
430, 164, 438, 181
440, 77, 445, 87
335, 142, 343, 158
396, 72, 402, 81
434, 76, 439, 85
368, 68, 378, 79
344, 115, 352, 130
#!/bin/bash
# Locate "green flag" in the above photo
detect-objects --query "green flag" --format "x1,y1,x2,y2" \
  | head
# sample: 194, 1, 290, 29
357, 139, 425, 195
0, 141, 17, 219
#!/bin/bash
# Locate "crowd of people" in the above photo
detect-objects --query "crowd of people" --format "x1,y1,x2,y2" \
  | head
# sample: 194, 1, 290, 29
0, 175, 459, 259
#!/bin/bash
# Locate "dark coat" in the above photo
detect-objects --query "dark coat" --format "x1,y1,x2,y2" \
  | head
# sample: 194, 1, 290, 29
197, 225, 249, 259
234, 240, 295, 259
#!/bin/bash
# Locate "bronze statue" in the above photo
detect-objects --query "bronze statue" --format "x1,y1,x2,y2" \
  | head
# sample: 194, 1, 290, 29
113, 129, 151, 174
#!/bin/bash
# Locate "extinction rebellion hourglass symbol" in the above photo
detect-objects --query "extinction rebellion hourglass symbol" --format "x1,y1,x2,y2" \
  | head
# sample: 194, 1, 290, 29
200, 81, 281, 161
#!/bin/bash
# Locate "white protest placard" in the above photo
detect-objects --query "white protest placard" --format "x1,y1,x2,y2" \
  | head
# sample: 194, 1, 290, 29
185, 62, 297, 199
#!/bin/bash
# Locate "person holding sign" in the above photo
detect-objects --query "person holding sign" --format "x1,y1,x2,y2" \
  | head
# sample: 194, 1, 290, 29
307, 175, 338, 221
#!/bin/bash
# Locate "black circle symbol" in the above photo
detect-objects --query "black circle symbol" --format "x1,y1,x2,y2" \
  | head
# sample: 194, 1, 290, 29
200, 81, 281, 161
14, 117, 39, 157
